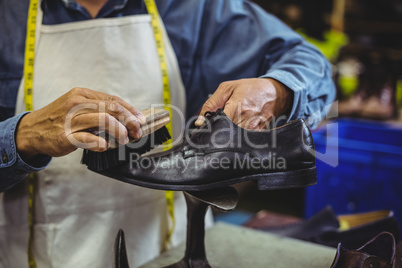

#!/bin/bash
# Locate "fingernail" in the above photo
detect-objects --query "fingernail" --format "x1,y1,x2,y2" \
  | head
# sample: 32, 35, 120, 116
136, 128, 143, 139
125, 137, 130, 144
99, 141, 109, 151
138, 114, 147, 124
195, 116, 205, 126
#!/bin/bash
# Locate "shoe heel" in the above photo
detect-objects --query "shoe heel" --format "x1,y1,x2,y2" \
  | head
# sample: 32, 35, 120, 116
256, 167, 317, 190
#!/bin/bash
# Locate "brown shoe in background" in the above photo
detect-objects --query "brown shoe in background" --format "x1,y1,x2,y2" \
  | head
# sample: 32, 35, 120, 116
360, 83, 396, 120
330, 232, 402, 268
247, 206, 400, 250
338, 90, 367, 117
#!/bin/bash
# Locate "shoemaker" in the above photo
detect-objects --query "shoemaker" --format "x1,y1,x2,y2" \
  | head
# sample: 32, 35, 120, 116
0, 0, 335, 267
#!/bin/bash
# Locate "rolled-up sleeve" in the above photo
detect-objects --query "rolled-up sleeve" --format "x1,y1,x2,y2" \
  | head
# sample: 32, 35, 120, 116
260, 40, 335, 128
184, 0, 336, 128
0, 113, 51, 192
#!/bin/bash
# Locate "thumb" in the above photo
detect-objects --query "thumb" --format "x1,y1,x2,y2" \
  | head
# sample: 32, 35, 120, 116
195, 83, 233, 126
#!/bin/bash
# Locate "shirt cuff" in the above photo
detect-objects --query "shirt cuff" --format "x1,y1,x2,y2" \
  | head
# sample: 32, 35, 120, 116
259, 70, 307, 122
0, 112, 52, 171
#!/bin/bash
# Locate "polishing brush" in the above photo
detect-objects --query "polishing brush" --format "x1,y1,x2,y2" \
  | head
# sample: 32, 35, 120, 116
82, 107, 171, 171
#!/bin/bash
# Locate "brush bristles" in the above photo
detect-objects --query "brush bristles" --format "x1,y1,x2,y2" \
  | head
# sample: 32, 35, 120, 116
82, 127, 171, 171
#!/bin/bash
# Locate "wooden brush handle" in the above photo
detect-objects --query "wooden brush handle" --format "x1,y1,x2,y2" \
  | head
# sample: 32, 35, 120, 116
139, 115, 170, 137
91, 107, 170, 149
141, 107, 170, 125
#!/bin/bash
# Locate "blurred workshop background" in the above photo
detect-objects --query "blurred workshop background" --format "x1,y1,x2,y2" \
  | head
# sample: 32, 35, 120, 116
214, 0, 402, 242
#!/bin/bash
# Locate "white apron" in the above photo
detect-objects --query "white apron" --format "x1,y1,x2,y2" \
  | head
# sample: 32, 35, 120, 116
0, 5, 191, 268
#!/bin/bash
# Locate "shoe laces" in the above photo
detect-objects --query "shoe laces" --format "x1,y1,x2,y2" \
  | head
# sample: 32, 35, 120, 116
203, 109, 222, 121
186, 109, 222, 141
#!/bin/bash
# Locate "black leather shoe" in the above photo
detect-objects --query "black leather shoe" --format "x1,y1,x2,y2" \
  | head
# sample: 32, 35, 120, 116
92, 110, 316, 191
262, 206, 400, 249
330, 232, 402, 268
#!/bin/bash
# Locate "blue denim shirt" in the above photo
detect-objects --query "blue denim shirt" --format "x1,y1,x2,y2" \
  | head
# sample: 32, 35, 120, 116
0, 0, 336, 191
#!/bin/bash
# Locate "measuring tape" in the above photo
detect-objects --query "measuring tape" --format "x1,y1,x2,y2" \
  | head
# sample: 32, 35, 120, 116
23, 0, 38, 267
144, 0, 176, 249
23, 0, 175, 266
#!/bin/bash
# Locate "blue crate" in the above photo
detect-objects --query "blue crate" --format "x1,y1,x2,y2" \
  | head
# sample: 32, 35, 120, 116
305, 118, 402, 232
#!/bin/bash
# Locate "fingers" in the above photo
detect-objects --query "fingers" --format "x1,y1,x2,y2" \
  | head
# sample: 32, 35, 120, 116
70, 113, 132, 145
68, 88, 144, 140
224, 103, 268, 131
195, 82, 234, 126
237, 115, 271, 131
195, 79, 281, 131
105, 96, 146, 125
77, 88, 146, 124
102, 100, 143, 138
72, 100, 143, 139
68, 132, 109, 152
222, 101, 241, 124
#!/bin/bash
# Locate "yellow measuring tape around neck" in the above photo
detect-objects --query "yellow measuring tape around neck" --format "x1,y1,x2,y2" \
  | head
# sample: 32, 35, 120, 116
23, 0, 38, 267
24, 0, 37, 112
23, 0, 175, 266
144, 0, 176, 249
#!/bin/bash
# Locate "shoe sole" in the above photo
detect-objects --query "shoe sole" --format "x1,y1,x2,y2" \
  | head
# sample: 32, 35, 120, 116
108, 167, 317, 191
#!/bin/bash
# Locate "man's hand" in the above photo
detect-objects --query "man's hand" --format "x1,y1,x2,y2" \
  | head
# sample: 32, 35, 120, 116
16, 87, 146, 160
195, 78, 293, 130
